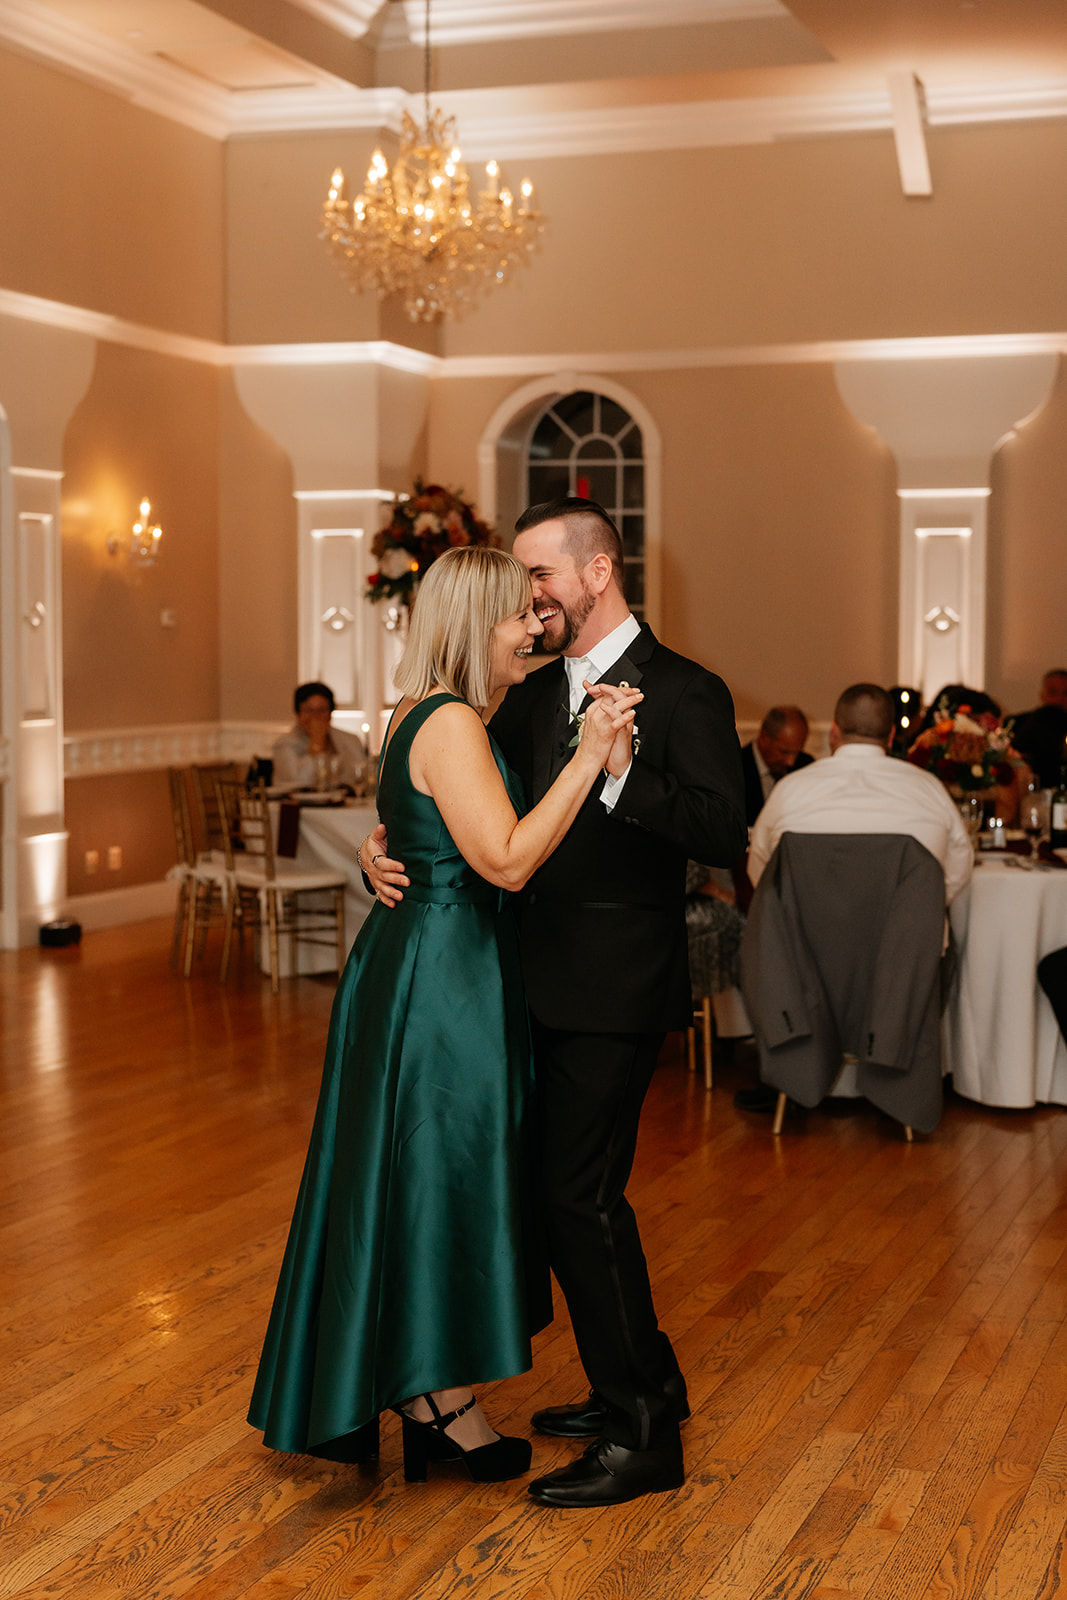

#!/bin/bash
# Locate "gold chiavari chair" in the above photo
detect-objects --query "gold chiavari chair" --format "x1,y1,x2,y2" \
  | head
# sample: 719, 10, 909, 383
166, 767, 197, 971
168, 767, 232, 976
215, 778, 346, 994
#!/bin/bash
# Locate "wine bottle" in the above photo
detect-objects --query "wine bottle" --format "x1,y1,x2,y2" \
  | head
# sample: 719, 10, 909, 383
1051, 763, 1067, 852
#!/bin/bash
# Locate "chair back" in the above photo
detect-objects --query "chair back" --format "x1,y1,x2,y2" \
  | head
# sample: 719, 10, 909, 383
168, 767, 196, 869
740, 832, 946, 1132
216, 777, 277, 879
191, 762, 240, 856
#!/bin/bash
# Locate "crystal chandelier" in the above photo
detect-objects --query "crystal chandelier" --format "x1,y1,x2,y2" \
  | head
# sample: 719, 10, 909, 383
320, 0, 543, 323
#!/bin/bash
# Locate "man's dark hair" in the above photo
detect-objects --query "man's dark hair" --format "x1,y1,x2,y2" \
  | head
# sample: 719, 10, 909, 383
515, 496, 624, 592
294, 681, 335, 714
834, 683, 894, 742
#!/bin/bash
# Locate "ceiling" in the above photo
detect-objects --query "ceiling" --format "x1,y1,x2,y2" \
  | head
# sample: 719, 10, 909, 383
2, 0, 1066, 152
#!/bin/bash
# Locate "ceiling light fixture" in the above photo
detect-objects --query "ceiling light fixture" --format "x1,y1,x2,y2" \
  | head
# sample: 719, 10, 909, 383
319, 0, 543, 322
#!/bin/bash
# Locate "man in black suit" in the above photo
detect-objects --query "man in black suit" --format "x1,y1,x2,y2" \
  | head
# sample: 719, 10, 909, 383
488, 498, 745, 1506
740, 706, 814, 825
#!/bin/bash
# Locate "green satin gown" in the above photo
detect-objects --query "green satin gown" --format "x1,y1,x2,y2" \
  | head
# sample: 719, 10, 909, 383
248, 693, 551, 1458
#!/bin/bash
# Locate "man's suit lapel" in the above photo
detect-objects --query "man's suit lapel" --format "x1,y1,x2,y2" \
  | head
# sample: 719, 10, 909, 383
576, 624, 655, 710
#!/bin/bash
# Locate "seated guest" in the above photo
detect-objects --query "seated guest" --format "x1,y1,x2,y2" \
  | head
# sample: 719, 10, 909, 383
736, 683, 972, 1113
272, 682, 366, 790
749, 683, 972, 902
1010, 670, 1067, 788
685, 862, 745, 1002
740, 705, 814, 825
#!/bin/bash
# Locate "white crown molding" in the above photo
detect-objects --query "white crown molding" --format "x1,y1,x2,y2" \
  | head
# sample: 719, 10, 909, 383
0, 0, 399, 139
400, 0, 784, 47
1, 1, 1065, 146
435, 77, 1067, 162
229, 338, 438, 375
4, 284, 1067, 378
0, 287, 440, 373
437, 332, 1067, 379
287, 0, 384, 42
0, 286, 226, 364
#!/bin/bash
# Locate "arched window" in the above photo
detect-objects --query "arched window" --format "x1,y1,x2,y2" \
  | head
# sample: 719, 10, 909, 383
524, 390, 646, 619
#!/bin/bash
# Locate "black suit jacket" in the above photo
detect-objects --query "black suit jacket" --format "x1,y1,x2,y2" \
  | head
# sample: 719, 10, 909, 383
740, 741, 815, 826
489, 624, 746, 1035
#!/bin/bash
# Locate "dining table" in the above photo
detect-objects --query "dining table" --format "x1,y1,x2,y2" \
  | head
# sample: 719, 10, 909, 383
266, 796, 379, 976
943, 851, 1067, 1108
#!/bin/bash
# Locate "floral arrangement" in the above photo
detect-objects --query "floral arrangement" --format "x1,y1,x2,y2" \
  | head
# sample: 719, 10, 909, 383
365, 479, 498, 606
907, 700, 1016, 792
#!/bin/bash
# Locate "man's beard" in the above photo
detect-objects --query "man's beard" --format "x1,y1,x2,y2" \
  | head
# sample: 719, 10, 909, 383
538, 583, 597, 654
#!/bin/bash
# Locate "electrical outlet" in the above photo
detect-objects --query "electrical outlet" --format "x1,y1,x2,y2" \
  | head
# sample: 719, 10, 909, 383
85, 850, 99, 874
107, 845, 122, 871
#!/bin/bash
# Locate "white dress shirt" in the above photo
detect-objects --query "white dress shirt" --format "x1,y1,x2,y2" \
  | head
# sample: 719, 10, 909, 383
747, 741, 973, 905
752, 741, 776, 805
564, 613, 642, 811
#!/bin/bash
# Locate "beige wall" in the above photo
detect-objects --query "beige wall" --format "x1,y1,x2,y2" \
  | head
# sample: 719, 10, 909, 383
439, 120, 1067, 358
61, 344, 221, 730
218, 372, 298, 722
224, 118, 1067, 355
65, 771, 173, 898
0, 46, 223, 340
225, 131, 442, 352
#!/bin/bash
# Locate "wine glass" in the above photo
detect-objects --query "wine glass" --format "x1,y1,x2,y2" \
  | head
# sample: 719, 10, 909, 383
1021, 783, 1047, 861
957, 795, 983, 850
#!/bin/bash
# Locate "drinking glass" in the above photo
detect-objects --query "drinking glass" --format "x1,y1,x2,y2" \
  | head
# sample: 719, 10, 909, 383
1022, 783, 1047, 861
957, 796, 983, 850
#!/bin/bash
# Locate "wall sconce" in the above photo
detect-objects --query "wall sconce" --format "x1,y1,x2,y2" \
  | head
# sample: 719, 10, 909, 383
107, 499, 162, 566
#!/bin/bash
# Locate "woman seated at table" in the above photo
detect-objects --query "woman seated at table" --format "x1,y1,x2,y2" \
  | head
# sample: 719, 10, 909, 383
248, 547, 640, 1483
271, 681, 366, 790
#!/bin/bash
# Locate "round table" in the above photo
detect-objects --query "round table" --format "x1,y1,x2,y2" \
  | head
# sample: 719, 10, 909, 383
944, 854, 1067, 1107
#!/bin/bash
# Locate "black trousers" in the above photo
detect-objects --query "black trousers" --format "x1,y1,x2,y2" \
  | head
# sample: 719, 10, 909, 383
531, 1020, 681, 1450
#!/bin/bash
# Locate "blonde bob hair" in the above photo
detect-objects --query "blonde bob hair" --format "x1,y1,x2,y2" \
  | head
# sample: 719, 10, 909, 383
393, 546, 532, 709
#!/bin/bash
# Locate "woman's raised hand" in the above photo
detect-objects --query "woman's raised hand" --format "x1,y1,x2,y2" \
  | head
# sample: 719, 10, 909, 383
575, 681, 643, 771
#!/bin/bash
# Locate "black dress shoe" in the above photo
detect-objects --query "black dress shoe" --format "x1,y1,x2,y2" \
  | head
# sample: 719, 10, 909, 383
532, 1369, 690, 1438
733, 1084, 781, 1113
528, 1436, 684, 1508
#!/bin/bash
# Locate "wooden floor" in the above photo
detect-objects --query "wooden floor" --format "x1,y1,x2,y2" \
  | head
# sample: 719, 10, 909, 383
4, 920, 1067, 1600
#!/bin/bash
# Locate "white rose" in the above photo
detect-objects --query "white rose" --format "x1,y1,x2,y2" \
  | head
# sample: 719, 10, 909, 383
379, 547, 414, 578
414, 512, 441, 536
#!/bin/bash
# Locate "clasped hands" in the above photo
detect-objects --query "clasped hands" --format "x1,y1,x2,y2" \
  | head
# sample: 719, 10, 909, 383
577, 679, 643, 778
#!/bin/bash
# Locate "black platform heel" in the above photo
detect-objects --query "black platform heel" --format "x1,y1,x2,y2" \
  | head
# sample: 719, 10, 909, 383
397, 1393, 532, 1483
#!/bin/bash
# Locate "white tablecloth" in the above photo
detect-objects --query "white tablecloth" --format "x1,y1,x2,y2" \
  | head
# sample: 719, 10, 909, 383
944, 855, 1067, 1107
264, 802, 378, 976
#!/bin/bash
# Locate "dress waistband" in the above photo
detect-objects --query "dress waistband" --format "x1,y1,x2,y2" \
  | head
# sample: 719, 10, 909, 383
402, 881, 503, 909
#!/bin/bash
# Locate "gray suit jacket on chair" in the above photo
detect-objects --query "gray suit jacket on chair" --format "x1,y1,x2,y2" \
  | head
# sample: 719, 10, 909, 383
739, 832, 947, 1133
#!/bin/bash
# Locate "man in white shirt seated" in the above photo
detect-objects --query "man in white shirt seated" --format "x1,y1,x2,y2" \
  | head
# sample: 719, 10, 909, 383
738, 681, 973, 1111
271, 682, 366, 791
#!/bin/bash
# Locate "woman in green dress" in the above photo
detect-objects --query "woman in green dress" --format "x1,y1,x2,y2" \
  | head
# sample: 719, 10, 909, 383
248, 546, 640, 1484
